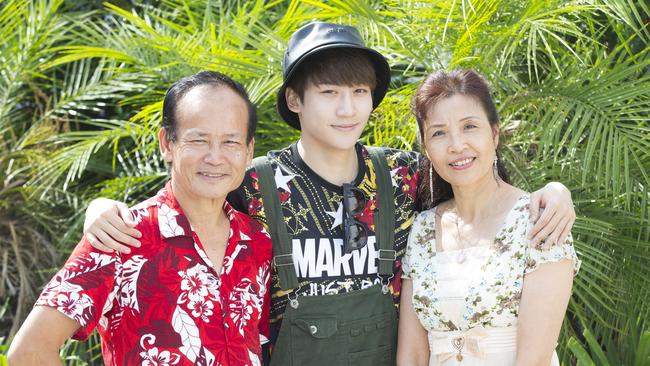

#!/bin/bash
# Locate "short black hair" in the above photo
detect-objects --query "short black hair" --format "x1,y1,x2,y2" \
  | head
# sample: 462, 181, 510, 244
161, 71, 257, 143
287, 48, 377, 101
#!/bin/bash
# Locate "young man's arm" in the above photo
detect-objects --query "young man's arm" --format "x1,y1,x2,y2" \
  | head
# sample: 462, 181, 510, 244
7, 306, 80, 365
528, 182, 575, 248
83, 181, 575, 252
83, 197, 141, 254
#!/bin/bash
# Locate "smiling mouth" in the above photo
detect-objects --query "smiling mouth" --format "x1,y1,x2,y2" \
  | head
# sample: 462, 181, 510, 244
198, 172, 227, 178
449, 157, 475, 167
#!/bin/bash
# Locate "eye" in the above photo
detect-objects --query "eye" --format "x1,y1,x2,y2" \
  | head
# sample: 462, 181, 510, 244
355, 87, 370, 94
464, 123, 478, 130
431, 130, 445, 137
321, 89, 336, 95
225, 140, 241, 145
189, 139, 207, 144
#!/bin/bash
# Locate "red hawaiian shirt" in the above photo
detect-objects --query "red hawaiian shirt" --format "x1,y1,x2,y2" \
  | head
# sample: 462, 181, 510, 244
36, 181, 272, 366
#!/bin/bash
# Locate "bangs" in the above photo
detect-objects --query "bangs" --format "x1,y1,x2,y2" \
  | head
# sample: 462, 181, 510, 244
289, 48, 377, 96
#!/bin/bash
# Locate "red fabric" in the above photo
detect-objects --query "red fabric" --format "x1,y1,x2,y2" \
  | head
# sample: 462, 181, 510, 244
36, 181, 272, 366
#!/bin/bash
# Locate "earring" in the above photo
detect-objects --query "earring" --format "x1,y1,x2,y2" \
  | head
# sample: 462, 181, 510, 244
493, 154, 501, 185
429, 164, 434, 199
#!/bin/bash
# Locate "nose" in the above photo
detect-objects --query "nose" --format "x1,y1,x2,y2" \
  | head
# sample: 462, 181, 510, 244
448, 131, 466, 153
203, 142, 226, 165
336, 90, 356, 117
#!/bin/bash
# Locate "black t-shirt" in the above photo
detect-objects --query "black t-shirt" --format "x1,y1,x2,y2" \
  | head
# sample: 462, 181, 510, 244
227, 142, 420, 347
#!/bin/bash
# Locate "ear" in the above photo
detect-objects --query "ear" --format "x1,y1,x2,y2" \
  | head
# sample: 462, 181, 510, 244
492, 125, 500, 147
158, 128, 173, 163
285, 87, 302, 113
245, 137, 255, 165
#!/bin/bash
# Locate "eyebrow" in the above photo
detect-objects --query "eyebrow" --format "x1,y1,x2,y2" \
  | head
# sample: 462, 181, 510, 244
427, 116, 481, 129
183, 131, 245, 140
222, 132, 244, 138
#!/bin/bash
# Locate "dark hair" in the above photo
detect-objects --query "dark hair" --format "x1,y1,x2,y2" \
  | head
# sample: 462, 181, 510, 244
161, 71, 257, 143
287, 48, 377, 100
413, 69, 510, 210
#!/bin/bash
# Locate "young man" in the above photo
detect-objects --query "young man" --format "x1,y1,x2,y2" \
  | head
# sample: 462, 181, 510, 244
81, 23, 575, 365
8, 71, 272, 366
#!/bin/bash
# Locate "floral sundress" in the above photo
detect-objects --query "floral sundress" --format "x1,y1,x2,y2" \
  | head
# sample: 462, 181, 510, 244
402, 194, 580, 365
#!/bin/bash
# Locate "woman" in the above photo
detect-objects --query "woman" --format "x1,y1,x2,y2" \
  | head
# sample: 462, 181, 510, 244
397, 70, 579, 365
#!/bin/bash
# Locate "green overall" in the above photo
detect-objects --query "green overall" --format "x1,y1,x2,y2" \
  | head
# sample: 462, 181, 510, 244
253, 147, 398, 366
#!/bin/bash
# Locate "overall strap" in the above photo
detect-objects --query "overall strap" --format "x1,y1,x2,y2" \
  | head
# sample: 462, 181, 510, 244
366, 147, 396, 276
252, 156, 299, 290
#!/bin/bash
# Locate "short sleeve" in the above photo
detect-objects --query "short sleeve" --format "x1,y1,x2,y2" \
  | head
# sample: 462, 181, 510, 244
257, 242, 272, 346
402, 209, 435, 280
258, 267, 271, 346
401, 215, 419, 280
525, 233, 581, 275
35, 237, 120, 340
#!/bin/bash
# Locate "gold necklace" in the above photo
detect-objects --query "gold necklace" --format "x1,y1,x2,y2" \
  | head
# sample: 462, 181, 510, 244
448, 187, 501, 264
451, 213, 477, 264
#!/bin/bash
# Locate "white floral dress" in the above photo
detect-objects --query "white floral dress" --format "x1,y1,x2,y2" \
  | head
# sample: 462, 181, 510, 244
402, 194, 580, 365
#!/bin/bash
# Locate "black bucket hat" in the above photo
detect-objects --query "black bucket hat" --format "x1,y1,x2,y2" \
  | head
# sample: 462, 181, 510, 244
277, 22, 391, 130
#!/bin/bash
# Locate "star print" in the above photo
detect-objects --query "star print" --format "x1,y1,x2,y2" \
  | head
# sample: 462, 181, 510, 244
389, 167, 400, 187
274, 166, 296, 192
326, 202, 344, 230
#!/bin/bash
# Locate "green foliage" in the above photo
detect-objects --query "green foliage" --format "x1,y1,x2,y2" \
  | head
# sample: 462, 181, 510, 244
0, 0, 648, 364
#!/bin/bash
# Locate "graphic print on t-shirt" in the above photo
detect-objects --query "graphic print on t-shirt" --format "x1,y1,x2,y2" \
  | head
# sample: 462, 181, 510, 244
228, 143, 420, 346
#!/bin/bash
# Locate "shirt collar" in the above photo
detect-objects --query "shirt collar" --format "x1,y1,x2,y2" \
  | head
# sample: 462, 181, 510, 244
155, 180, 253, 242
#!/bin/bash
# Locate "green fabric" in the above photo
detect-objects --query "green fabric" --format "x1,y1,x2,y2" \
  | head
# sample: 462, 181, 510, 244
252, 156, 299, 290
366, 147, 397, 276
269, 285, 397, 366
255, 150, 399, 365
252, 149, 396, 288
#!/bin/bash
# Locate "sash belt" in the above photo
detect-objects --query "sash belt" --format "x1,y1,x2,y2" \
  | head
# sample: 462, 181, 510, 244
428, 326, 517, 362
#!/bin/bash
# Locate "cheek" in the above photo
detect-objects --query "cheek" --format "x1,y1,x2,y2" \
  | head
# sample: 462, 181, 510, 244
426, 140, 452, 169
224, 148, 250, 168
361, 98, 373, 115
175, 146, 201, 161
475, 132, 497, 151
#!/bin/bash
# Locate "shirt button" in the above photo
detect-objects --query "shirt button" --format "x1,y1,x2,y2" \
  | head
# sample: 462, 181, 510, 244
309, 325, 318, 335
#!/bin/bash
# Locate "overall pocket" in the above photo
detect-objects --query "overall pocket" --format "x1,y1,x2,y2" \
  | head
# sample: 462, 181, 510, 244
342, 311, 397, 365
289, 316, 339, 365
348, 344, 392, 365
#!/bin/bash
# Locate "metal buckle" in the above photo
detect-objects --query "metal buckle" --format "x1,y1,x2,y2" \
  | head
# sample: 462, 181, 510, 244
379, 274, 395, 294
272, 254, 294, 267
377, 249, 396, 261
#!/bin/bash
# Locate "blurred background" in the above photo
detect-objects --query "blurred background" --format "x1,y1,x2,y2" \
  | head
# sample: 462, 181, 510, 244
0, 0, 648, 364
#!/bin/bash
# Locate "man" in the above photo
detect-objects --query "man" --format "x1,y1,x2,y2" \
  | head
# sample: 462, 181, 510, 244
80, 23, 575, 365
8, 71, 272, 365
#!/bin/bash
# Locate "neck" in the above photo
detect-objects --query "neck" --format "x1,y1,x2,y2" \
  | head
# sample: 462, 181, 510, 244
297, 139, 359, 186
450, 175, 501, 222
171, 180, 227, 233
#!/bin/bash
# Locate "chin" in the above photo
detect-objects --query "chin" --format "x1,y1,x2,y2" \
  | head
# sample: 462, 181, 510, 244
192, 185, 231, 200
445, 175, 491, 188
327, 138, 360, 151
